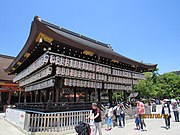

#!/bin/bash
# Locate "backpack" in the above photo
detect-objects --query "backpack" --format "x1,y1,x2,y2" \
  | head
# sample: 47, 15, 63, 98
75, 122, 91, 135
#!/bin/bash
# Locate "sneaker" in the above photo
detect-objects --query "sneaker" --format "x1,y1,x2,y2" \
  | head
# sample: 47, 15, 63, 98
165, 126, 169, 130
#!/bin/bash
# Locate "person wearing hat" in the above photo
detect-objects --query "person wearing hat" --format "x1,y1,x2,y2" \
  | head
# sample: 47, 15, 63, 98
87, 103, 102, 135
104, 103, 113, 131
113, 103, 125, 127
171, 99, 179, 122
162, 99, 171, 129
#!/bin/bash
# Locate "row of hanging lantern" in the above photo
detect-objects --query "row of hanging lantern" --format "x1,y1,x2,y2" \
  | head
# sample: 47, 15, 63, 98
19, 66, 52, 87
64, 78, 102, 89
104, 83, 132, 90
50, 54, 112, 74
13, 53, 49, 82
25, 78, 55, 92
132, 72, 146, 79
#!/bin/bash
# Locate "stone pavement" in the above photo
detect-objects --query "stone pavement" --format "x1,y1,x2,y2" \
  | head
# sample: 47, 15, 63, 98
68, 105, 180, 135
0, 105, 179, 135
0, 113, 24, 135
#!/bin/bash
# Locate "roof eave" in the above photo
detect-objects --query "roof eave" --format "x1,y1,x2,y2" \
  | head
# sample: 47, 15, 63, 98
4, 16, 39, 74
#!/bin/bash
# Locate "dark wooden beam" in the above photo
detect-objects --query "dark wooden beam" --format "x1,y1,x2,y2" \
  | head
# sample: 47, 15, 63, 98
108, 89, 112, 105
98, 89, 101, 102
74, 87, 77, 102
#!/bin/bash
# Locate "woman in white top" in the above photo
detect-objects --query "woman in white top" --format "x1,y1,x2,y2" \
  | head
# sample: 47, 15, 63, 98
113, 103, 125, 127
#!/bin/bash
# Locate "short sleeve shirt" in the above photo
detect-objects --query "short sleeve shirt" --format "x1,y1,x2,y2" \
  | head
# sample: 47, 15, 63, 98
92, 108, 102, 122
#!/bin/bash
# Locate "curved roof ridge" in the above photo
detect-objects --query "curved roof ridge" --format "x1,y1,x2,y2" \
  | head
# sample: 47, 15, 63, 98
40, 19, 111, 49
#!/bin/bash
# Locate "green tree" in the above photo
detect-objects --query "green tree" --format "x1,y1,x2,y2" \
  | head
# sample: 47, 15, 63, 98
134, 72, 157, 99
133, 71, 180, 100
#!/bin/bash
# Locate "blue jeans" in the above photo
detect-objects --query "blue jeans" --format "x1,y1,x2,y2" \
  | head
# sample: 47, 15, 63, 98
174, 111, 179, 122
107, 117, 113, 126
117, 114, 125, 126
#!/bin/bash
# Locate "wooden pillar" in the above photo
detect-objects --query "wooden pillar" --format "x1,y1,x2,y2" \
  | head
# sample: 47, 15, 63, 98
0, 92, 2, 103
44, 90, 47, 102
7, 90, 11, 105
24, 92, 27, 104
55, 87, 59, 102
18, 91, 21, 103
85, 89, 88, 102
39, 90, 42, 102
59, 78, 63, 102
52, 91, 54, 102
123, 90, 127, 101
35, 91, 38, 103
55, 78, 62, 102
49, 90, 52, 101
98, 89, 101, 102
30, 92, 33, 102
108, 89, 112, 105
88, 90, 91, 102
74, 87, 76, 102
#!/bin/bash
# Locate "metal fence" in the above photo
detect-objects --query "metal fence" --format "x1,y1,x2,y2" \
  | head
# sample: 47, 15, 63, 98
25, 110, 91, 132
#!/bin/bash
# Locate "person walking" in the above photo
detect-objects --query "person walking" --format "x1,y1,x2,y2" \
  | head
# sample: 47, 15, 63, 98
113, 103, 121, 127
162, 100, 171, 129
105, 103, 113, 131
134, 114, 140, 130
88, 103, 102, 135
136, 100, 147, 131
171, 100, 179, 122
120, 103, 126, 127
152, 101, 156, 112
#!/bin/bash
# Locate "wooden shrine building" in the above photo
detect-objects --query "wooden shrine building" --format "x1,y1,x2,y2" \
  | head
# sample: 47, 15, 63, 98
5, 16, 157, 112
0, 54, 21, 111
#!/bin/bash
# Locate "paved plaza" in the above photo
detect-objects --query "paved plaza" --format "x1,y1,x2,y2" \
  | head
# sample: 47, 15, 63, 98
0, 106, 179, 135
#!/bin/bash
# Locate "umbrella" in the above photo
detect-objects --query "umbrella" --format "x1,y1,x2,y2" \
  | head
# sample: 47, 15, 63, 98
171, 99, 177, 103
150, 98, 156, 101
163, 99, 170, 102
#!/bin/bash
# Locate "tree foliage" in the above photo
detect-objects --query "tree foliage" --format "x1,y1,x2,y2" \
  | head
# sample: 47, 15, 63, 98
134, 70, 180, 99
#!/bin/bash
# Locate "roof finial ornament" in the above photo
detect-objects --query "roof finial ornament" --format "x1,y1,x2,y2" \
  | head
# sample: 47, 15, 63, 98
108, 44, 113, 50
35, 15, 41, 21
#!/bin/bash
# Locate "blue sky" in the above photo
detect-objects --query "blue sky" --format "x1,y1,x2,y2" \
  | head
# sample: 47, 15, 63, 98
0, 0, 179, 74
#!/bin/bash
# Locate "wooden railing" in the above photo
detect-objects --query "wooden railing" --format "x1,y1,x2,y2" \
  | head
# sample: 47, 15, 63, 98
24, 110, 91, 132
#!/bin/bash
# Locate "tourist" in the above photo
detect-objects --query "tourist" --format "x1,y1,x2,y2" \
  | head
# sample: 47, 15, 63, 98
105, 103, 113, 131
136, 100, 147, 131
113, 103, 121, 127
134, 114, 140, 130
162, 99, 171, 129
113, 104, 118, 127
87, 103, 102, 135
171, 99, 179, 122
120, 103, 126, 127
152, 101, 156, 112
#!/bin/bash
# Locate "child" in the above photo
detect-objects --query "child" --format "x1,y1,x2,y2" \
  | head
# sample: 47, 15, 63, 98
105, 103, 113, 131
135, 114, 140, 130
